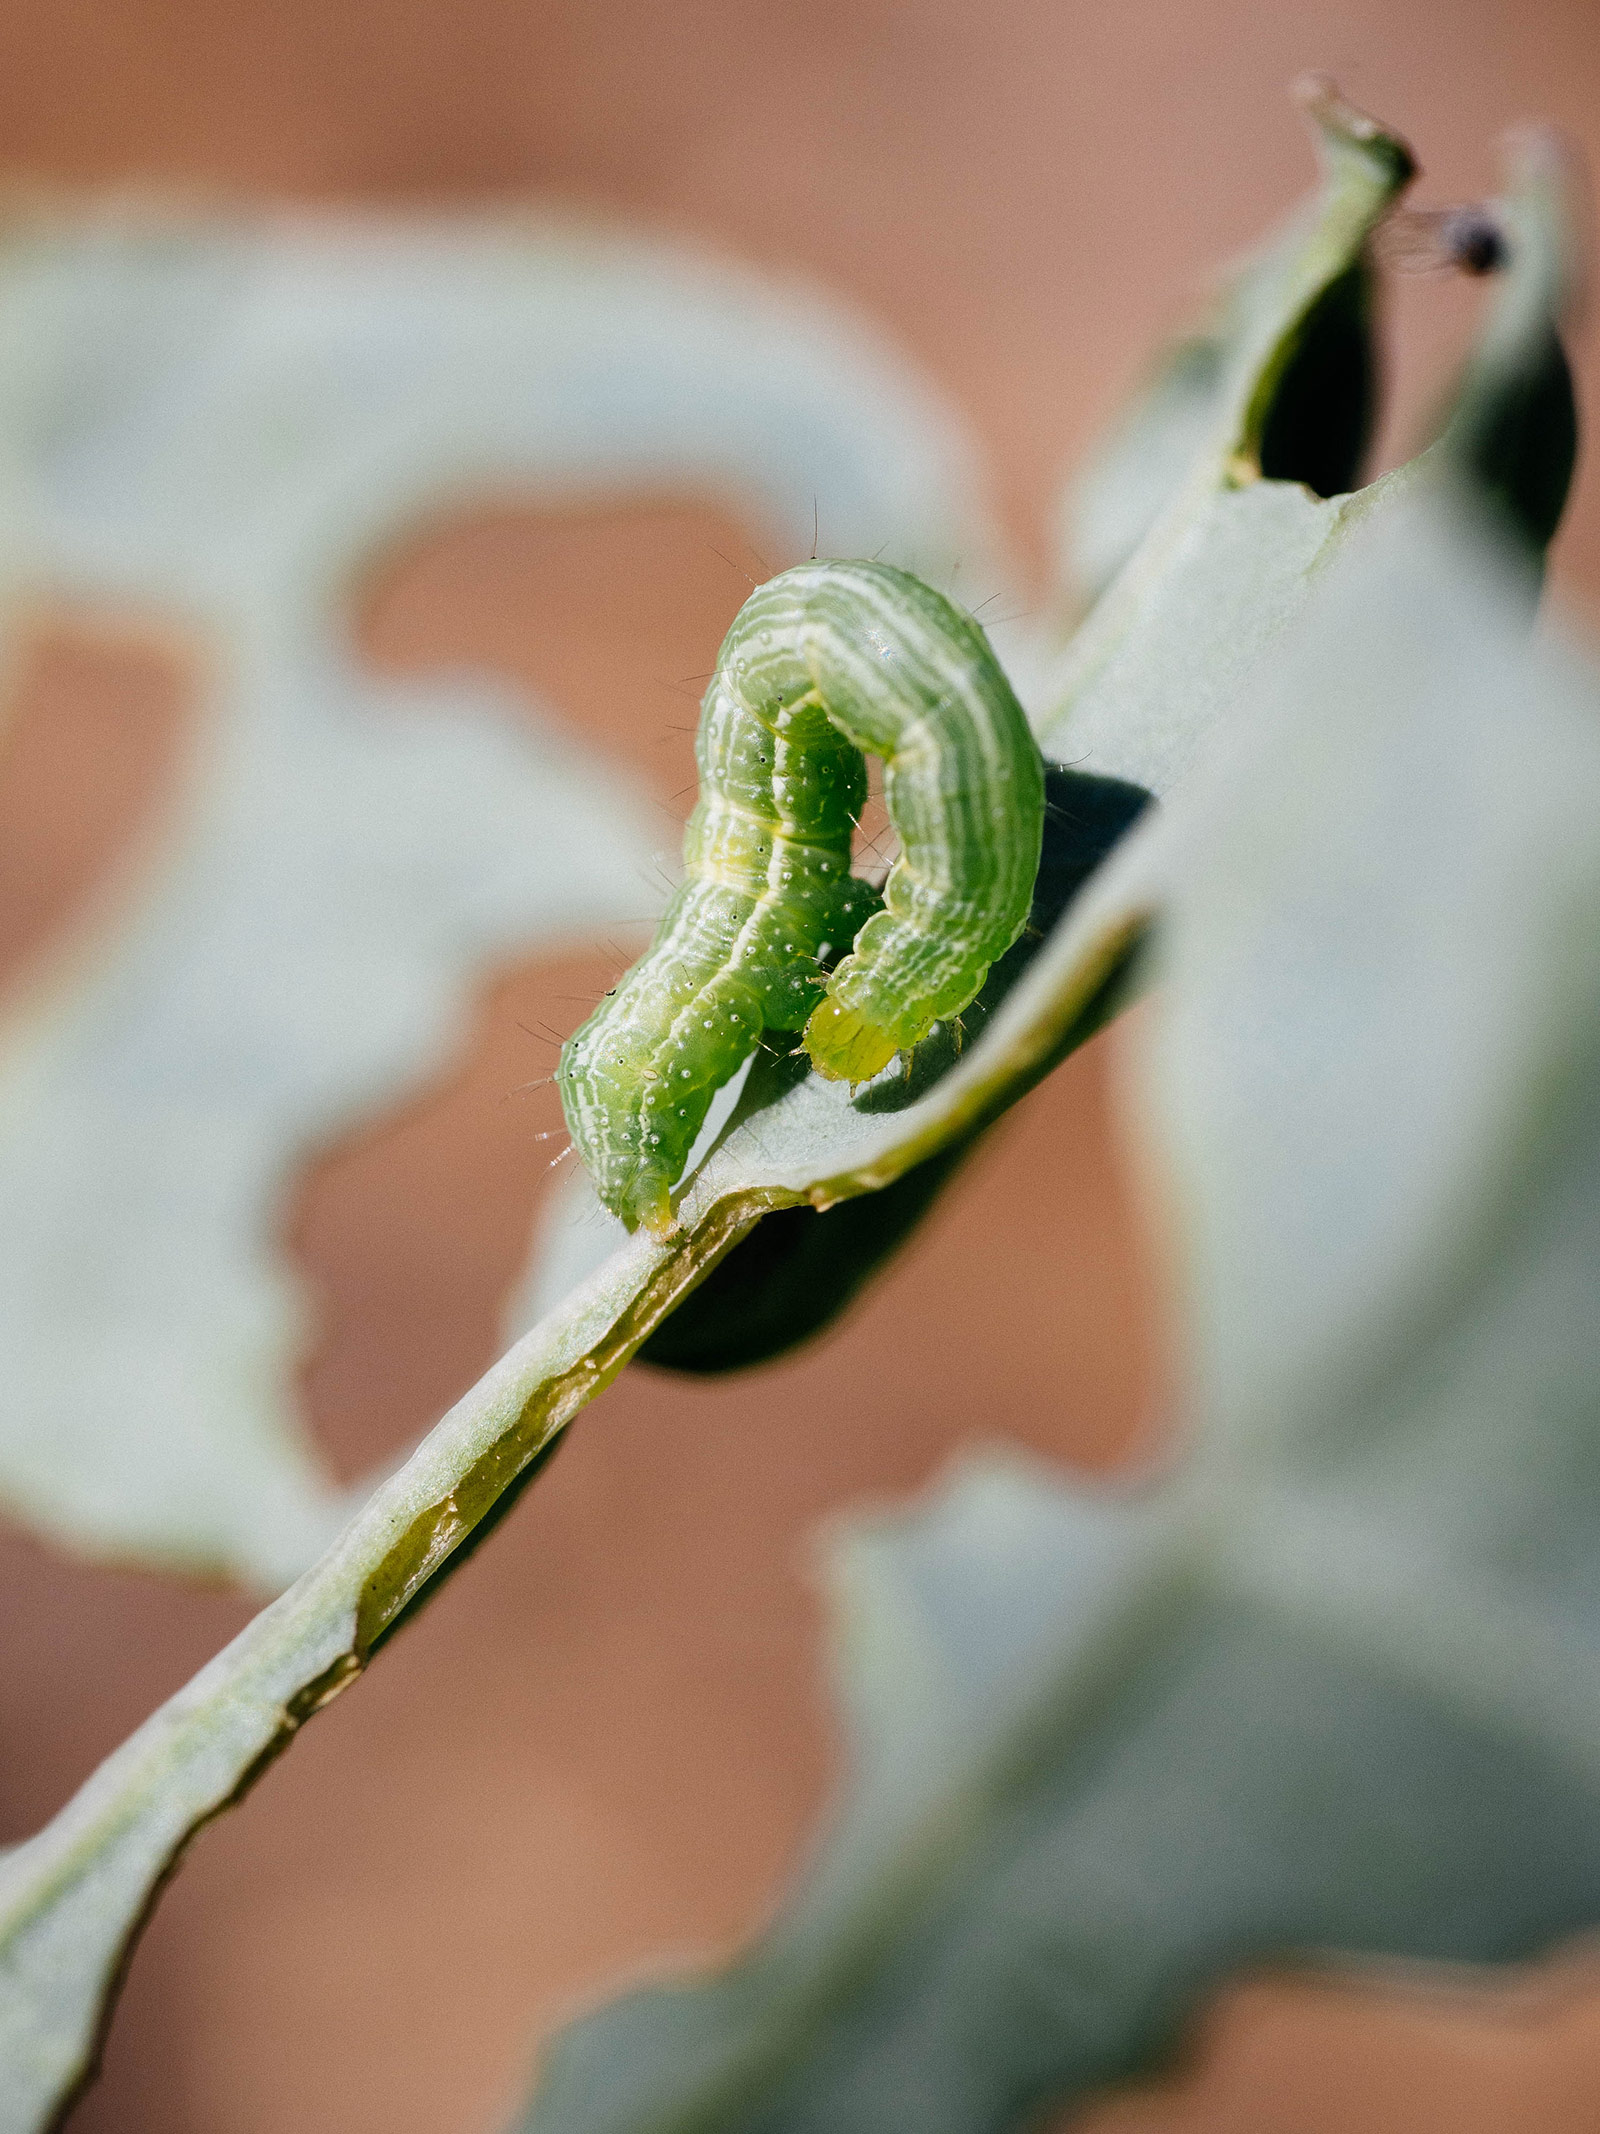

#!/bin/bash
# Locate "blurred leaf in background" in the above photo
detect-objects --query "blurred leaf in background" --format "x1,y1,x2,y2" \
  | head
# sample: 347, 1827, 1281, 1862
0, 206, 1011, 1586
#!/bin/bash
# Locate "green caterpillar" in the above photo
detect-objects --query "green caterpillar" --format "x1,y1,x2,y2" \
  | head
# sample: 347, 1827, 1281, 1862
558, 559, 1045, 1235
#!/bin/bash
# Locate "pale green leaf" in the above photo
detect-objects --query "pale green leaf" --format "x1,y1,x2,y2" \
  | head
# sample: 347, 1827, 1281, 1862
495, 129, 1598, 2134
1043, 117, 1576, 796
507, 497, 1600, 2134
0, 93, 1571, 2131
1060, 328, 1230, 610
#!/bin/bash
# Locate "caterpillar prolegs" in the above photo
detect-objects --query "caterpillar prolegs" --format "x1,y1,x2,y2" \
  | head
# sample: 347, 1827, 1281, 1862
558, 559, 1046, 1235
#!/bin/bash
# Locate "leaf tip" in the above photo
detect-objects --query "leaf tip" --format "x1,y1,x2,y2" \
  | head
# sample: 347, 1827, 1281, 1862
1292, 72, 1418, 191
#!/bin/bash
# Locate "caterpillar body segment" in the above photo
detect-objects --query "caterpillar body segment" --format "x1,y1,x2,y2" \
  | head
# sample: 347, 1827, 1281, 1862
558, 559, 1044, 1234
785, 563, 1045, 1083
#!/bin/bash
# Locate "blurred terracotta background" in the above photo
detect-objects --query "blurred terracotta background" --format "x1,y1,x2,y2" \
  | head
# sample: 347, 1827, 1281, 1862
2, 1, 1600, 2128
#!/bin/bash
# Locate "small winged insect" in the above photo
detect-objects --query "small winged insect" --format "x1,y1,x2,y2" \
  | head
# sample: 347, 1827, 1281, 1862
1376, 203, 1508, 277
558, 558, 1045, 1234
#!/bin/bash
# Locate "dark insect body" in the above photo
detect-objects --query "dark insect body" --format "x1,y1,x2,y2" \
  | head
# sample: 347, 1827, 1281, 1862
558, 559, 1045, 1234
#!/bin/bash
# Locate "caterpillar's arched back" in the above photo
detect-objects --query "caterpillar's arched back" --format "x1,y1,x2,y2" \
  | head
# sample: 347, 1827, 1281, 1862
558, 559, 1045, 1235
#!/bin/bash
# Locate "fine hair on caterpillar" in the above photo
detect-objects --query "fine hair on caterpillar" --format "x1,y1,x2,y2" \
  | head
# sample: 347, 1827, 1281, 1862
558, 559, 1046, 1236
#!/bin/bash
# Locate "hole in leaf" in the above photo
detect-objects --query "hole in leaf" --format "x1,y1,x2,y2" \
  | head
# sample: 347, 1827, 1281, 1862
357, 495, 784, 814
0, 617, 194, 1001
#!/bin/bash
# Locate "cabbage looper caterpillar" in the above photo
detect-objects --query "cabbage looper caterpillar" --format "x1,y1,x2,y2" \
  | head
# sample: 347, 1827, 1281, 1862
559, 559, 1045, 1234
